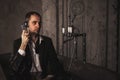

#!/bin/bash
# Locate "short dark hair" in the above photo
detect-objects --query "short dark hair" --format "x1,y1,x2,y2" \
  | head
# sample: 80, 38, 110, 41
25, 11, 41, 21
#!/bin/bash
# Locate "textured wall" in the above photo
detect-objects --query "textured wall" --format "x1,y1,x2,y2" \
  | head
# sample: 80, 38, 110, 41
58, 0, 118, 72
41, 0, 57, 49
117, 0, 120, 73
85, 0, 107, 67
0, 0, 42, 54
107, 0, 118, 72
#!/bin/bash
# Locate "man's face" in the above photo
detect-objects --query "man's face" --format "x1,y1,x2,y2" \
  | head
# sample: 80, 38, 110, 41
28, 14, 41, 34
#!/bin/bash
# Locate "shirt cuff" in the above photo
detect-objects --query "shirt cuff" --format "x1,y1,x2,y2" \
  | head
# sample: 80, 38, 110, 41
18, 49, 26, 56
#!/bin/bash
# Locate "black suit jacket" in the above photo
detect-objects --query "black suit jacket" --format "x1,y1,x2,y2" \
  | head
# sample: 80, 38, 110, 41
9, 35, 64, 80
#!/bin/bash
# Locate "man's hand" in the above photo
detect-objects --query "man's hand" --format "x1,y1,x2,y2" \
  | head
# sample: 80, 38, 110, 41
20, 30, 30, 50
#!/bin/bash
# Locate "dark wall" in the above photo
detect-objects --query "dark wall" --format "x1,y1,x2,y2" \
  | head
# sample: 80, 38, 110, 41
118, 0, 120, 73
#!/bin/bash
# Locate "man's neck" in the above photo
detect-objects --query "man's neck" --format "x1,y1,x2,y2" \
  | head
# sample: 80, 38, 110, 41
31, 34, 38, 43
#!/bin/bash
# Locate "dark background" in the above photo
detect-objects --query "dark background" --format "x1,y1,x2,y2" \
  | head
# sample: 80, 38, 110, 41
0, 0, 120, 75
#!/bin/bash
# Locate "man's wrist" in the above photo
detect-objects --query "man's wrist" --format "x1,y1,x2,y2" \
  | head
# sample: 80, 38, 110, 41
18, 49, 26, 56
20, 43, 27, 50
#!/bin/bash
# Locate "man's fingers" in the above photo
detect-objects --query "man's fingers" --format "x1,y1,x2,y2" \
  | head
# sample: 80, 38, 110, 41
22, 30, 29, 36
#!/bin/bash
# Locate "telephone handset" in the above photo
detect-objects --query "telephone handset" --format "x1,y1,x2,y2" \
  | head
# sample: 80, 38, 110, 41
21, 21, 28, 31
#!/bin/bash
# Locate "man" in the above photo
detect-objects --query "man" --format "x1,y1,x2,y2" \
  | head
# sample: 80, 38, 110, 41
9, 11, 65, 80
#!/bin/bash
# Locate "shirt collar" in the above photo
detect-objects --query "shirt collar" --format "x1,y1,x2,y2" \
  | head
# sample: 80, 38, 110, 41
39, 36, 43, 44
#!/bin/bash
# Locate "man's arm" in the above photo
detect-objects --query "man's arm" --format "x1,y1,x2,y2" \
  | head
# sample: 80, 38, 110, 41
9, 30, 29, 72
9, 40, 25, 72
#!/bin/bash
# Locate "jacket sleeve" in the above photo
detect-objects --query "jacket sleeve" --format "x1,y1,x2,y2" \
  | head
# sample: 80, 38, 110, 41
9, 40, 25, 73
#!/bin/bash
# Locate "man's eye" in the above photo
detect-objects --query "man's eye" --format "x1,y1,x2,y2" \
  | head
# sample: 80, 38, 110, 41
33, 22, 36, 25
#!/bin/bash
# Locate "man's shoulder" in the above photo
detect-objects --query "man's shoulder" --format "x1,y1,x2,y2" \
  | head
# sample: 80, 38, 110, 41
41, 35, 52, 41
